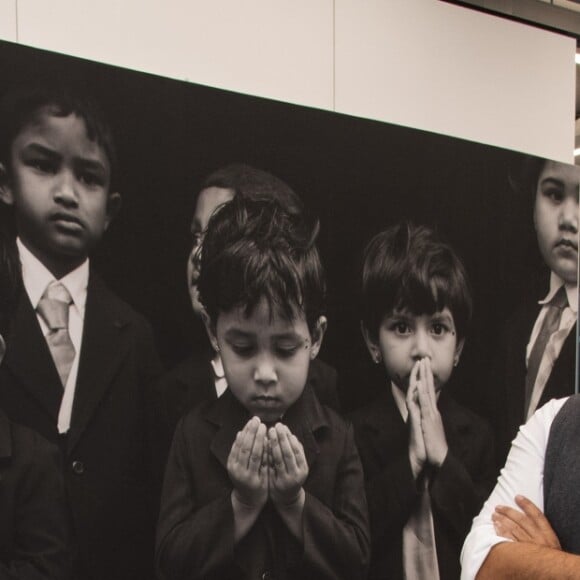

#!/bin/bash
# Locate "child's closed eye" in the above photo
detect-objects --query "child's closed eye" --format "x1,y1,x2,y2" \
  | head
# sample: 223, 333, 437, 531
274, 341, 301, 358
27, 157, 57, 174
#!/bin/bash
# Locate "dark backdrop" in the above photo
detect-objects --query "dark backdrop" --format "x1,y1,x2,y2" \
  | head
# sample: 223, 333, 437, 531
0, 39, 557, 418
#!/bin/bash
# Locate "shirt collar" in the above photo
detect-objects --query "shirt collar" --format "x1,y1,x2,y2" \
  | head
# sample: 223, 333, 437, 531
210, 353, 225, 379
17, 237, 89, 311
539, 271, 578, 314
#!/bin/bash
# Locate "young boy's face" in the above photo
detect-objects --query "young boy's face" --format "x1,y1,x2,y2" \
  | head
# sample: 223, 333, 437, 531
0, 108, 119, 275
206, 298, 325, 423
186, 186, 235, 315
366, 307, 463, 393
534, 161, 579, 285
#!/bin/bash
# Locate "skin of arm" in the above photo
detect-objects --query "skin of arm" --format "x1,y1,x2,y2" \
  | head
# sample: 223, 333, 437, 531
476, 541, 580, 580
228, 417, 268, 542
267, 423, 308, 541
460, 398, 568, 580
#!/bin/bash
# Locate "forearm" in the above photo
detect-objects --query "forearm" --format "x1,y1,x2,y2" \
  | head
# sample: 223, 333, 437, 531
274, 488, 305, 541
231, 492, 264, 543
477, 542, 580, 580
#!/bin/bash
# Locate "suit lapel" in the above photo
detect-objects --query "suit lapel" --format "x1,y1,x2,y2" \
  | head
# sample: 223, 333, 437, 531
4, 290, 62, 421
207, 390, 250, 470
67, 273, 131, 454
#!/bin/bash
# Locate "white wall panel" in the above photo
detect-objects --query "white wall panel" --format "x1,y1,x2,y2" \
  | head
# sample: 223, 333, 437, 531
8, 0, 576, 161
0, 0, 17, 41
335, 0, 575, 162
16, 0, 334, 110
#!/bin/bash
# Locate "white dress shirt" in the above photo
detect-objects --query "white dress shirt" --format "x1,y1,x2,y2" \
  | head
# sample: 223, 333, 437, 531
17, 238, 88, 434
210, 354, 228, 398
460, 396, 568, 580
525, 273, 577, 419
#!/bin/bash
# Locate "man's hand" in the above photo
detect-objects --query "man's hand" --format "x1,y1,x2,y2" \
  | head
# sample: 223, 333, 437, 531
492, 495, 561, 550
267, 423, 308, 508
227, 416, 268, 510
416, 358, 448, 469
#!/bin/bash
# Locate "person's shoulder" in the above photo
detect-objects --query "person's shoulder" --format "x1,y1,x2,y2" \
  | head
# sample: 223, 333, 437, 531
87, 270, 150, 327
349, 390, 394, 429
158, 352, 212, 389
440, 392, 492, 436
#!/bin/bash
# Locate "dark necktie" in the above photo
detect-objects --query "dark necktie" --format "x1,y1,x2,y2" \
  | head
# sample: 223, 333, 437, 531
524, 285, 568, 416
36, 281, 76, 387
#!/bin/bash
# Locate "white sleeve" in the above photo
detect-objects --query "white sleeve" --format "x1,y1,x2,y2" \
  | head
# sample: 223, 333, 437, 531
460, 397, 568, 580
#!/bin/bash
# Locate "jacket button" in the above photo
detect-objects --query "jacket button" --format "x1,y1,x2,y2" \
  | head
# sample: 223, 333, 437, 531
72, 460, 85, 475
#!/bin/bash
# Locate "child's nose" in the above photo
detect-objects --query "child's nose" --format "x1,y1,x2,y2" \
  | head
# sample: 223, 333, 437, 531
411, 329, 432, 360
53, 172, 78, 206
253, 356, 277, 387
559, 198, 579, 232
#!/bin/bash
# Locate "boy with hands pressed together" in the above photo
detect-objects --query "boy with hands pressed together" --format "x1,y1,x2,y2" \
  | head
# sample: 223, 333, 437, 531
156, 196, 369, 580
352, 223, 495, 580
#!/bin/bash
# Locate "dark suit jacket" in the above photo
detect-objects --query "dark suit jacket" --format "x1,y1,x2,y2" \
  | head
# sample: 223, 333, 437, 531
0, 273, 162, 580
489, 290, 577, 467
351, 388, 495, 580
156, 386, 370, 580
0, 409, 70, 579
156, 351, 339, 465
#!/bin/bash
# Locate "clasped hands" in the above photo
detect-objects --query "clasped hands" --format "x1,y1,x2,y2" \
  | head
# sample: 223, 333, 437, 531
492, 495, 561, 551
227, 416, 308, 513
407, 358, 449, 480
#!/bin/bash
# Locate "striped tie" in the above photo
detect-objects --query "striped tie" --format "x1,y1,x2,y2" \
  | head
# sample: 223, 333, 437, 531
37, 281, 76, 387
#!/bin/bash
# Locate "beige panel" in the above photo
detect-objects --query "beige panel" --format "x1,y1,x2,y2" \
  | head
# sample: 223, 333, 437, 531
335, 0, 575, 162
0, 0, 17, 41
17, 0, 334, 109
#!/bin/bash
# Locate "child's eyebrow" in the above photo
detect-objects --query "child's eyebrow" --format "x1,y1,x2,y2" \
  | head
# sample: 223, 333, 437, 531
20, 142, 59, 158
223, 328, 255, 340
539, 177, 564, 189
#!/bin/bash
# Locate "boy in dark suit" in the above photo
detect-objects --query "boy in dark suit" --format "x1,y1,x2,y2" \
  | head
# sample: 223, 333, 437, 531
159, 164, 339, 453
491, 158, 578, 466
0, 232, 70, 579
0, 86, 162, 580
156, 196, 369, 580
351, 223, 495, 580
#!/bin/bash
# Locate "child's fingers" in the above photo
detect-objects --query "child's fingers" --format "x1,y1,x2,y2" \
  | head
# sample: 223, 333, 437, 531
424, 358, 437, 406
249, 423, 267, 473
268, 426, 286, 473
227, 430, 244, 469
277, 424, 298, 473
239, 416, 260, 468
289, 433, 307, 471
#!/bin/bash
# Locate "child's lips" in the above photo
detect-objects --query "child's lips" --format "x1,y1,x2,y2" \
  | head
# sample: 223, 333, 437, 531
51, 212, 84, 231
555, 238, 578, 253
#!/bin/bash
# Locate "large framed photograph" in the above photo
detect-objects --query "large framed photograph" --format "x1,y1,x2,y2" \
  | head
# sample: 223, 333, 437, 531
0, 38, 577, 580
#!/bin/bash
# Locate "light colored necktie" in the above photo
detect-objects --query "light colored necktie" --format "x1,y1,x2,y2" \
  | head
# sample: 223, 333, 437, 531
37, 281, 76, 387
524, 285, 568, 416
402, 475, 440, 580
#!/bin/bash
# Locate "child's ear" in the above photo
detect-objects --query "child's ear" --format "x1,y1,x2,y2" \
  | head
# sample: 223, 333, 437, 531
104, 192, 122, 229
453, 338, 465, 367
0, 163, 14, 206
309, 316, 327, 360
360, 321, 381, 365
200, 308, 220, 354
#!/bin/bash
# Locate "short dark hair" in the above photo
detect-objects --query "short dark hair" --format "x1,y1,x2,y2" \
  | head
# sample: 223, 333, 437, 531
0, 84, 117, 189
198, 164, 303, 215
198, 195, 325, 332
361, 222, 472, 342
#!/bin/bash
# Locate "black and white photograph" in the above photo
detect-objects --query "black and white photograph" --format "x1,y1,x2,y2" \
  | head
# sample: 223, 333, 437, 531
0, 27, 577, 580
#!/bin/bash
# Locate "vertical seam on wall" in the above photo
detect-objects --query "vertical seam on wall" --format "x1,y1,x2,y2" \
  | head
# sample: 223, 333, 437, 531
14, 0, 18, 41
332, 0, 336, 111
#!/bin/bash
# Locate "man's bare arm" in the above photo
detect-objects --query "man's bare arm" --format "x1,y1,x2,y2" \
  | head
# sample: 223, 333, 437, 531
476, 542, 580, 580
